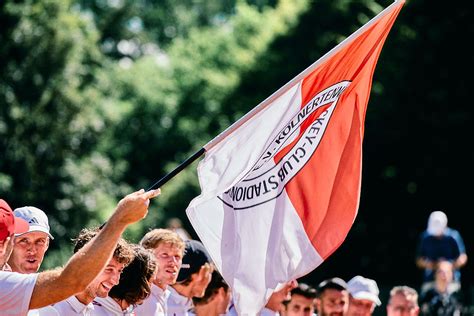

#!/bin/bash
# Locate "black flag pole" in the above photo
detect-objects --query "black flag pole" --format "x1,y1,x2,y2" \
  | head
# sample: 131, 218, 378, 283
99, 147, 205, 230
147, 147, 206, 191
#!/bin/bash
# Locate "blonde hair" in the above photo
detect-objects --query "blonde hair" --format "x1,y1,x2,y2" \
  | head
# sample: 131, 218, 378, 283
140, 228, 185, 252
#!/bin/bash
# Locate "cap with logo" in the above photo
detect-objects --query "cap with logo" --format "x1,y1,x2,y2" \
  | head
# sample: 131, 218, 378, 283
13, 206, 54, 239
347, 275, 381, 306
176, 239, 212, 282
0, 199, 29, 241
427, 211, 447, 236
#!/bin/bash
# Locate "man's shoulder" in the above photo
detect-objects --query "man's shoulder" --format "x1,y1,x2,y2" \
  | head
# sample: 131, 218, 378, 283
0, 270, 37, 286
52, 296, 92, 315
36, 304, 61, 315
167, 287, 193, 314
134, 293, 166, 314
0, 271, 39, 316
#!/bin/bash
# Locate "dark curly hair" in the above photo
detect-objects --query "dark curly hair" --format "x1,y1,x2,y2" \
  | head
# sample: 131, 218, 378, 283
109, 245, 157, 306
72, 227, 134, 266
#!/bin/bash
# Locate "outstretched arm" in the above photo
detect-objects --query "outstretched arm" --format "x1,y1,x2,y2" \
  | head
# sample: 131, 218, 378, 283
29, 189, 160, 309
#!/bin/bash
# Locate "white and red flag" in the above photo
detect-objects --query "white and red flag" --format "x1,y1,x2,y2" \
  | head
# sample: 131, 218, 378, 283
185, 1, 404, 314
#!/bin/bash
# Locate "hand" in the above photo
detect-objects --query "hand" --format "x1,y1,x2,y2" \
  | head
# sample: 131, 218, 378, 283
194, 263, 214, 286
113, 188, 161, 225
196, 263, 214, 283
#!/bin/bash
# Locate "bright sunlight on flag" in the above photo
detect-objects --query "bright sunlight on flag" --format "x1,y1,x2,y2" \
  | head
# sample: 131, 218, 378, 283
186, 1, 405, 314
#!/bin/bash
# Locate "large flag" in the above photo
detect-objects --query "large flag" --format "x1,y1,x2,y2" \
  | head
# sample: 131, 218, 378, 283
185, 1, 405, 314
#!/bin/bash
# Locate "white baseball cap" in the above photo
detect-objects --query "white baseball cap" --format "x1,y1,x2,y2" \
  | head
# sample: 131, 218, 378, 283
347, 275, 381, 306
427, 211, 447, 236
13, 206, 54, 239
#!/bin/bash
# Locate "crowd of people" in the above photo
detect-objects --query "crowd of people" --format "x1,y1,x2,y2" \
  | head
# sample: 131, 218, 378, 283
275, 208, 471, 316
0, 192, 471, 315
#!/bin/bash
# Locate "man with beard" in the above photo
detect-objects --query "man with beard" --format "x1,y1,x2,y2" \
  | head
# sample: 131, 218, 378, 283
315, 277, 349, 316
283, 282, 317, 316
8, 206, 54, 274
134, 228, 186, 315
37, 228, 135, 315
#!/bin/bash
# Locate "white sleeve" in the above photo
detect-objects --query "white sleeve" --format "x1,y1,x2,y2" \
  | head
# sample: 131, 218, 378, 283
0, 271, 38, 316
36, 305, 61, 316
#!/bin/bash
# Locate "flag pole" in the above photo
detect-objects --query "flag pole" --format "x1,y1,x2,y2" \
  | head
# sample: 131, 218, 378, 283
98, 149, 205, 229
147, 148, 205, 190
98, 148, 204, 229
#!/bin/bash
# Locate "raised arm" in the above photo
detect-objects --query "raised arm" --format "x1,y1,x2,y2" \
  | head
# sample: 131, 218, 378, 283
29, 188, 160, 309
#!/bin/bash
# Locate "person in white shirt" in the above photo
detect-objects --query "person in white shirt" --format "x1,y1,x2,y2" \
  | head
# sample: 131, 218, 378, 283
0, 198, 33, 314
167, 239, 214, 316
92, 245, 157, 315
134, 228, 185, 315
37, 228, 135, 315
0, 189, 160, 316
8, 206, 54, 274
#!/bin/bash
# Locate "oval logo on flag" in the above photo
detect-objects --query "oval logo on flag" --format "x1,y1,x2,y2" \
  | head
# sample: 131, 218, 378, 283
220, 81, 350, 210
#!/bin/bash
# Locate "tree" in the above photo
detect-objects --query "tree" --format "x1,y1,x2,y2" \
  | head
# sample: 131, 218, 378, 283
0, 0, 121, 268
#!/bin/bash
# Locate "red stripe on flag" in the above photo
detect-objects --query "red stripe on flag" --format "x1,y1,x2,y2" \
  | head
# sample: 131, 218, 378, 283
285, 2, 404, 258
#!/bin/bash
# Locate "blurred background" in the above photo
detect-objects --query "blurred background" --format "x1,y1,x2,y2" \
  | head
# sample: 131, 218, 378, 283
1, 0, 472, 314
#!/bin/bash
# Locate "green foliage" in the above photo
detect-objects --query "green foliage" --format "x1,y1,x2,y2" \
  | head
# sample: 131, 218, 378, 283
98, 0, 310, 239
0, 0, 122, 265
76, 0, 278, 60
0, 0, 374, 267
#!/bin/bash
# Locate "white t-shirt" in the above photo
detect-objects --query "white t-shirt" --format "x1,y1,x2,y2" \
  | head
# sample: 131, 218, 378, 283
0, 271, 38, 316
91, 296, 135, 316
134, 284, 169, 315
259, 308, 279, 316
36, 295, 94, 315
226, 304, 279, 316
166, 286, 193, 316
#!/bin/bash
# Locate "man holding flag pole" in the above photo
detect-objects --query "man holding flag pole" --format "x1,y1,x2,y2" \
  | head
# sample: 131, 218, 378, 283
147, 1, 405, 314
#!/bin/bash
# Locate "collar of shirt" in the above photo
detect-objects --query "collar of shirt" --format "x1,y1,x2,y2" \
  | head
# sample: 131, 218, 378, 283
168, 286, 193, 308
151, 283, 171, 302
67, 296, 94, 314
1, 263, 12, 271
260, 307, 280, 316
93, 296, 135, 315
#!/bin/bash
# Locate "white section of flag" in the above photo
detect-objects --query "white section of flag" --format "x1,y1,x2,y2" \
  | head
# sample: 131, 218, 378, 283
186, 187, 323, 315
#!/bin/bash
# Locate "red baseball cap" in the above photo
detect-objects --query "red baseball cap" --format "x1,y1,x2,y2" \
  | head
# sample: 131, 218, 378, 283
0, 199, 29, 241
